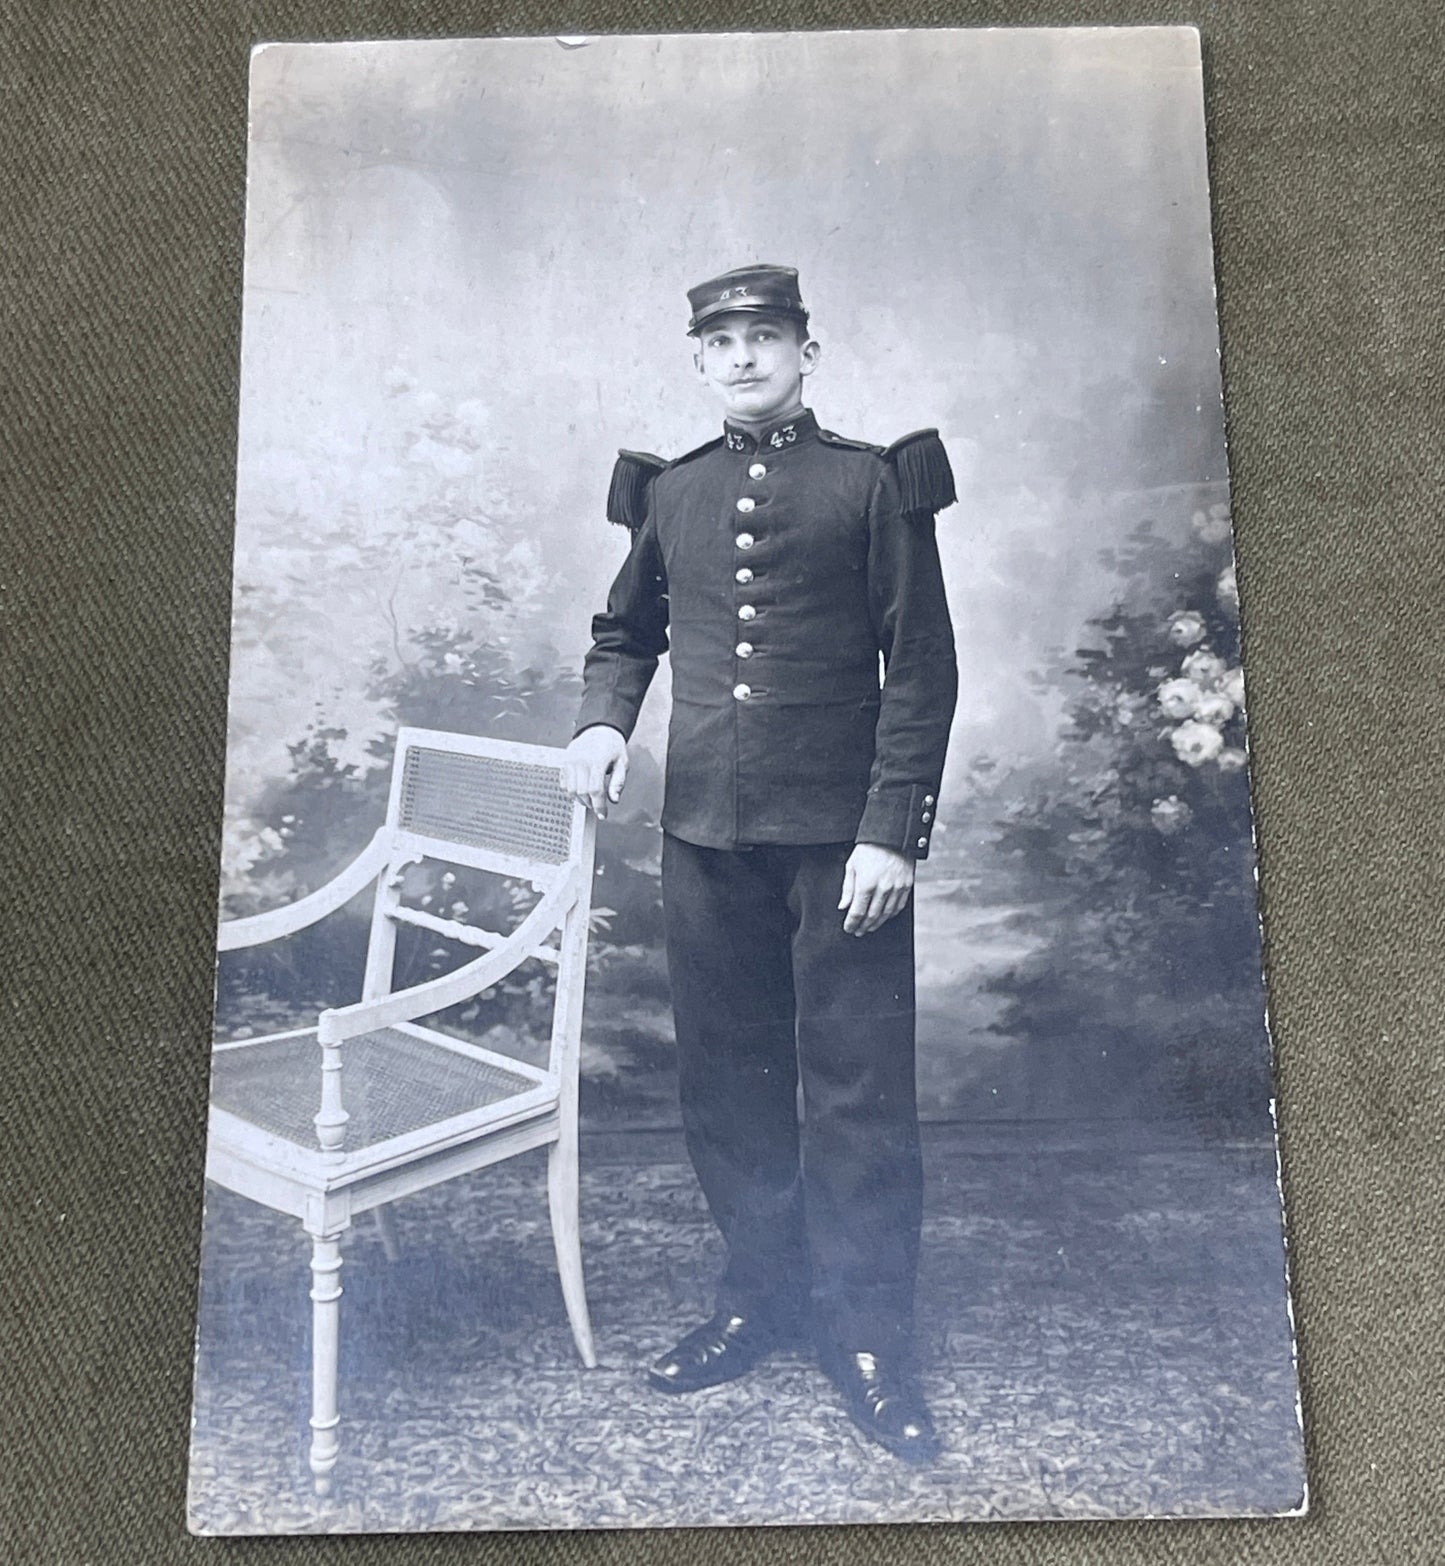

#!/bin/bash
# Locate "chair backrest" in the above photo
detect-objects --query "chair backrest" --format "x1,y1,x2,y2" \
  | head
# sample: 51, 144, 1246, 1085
387, 729, 585, 879
361, 728, 596, 1081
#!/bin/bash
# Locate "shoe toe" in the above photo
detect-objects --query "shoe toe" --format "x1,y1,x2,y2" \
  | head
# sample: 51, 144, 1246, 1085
823, 1350, 942, 1464
645, 1311, 772, 1394
868, 1402, 939, 1463
646, 1355, 687, 1390
889, 1415, 940, 1463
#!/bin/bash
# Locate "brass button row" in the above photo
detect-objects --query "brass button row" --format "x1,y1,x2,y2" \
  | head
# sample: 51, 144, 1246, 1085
918, 795, 938, 851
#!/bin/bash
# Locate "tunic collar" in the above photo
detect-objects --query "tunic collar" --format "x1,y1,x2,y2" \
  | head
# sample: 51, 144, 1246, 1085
722, 407, 818, 454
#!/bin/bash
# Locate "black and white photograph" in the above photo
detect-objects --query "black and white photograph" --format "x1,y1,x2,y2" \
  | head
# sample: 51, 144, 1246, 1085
188, 26, 1306, 1534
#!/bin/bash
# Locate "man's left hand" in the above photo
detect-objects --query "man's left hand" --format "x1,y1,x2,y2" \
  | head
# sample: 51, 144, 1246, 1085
838, 843, 915, 936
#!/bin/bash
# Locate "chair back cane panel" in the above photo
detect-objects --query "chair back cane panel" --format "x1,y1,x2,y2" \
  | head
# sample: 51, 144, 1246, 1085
397, 746, 575, 867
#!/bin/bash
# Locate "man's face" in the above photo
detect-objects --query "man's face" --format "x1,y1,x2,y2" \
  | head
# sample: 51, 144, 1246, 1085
693, 311, 820, 424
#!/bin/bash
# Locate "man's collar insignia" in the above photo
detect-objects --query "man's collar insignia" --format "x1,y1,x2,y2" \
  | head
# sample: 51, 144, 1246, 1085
723, 408, 818, 454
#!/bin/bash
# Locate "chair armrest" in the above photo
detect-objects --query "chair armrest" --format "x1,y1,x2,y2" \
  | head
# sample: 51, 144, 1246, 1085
317, 875, 578, 1045
217, 830, 391, 952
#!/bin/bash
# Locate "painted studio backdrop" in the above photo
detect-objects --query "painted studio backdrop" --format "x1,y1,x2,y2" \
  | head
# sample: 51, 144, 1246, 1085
191, 29, 1305, 1534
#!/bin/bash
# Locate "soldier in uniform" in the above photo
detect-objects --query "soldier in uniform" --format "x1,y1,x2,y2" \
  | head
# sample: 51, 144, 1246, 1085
562, 265, 958, 1463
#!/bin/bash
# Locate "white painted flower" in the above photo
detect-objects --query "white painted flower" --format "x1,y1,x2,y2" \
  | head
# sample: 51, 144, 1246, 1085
1194, 690, 1235, 726
407, 434, 474, 479
1191, 507, 1233, 544
1151, 795, 1193, 834
1167, 610, 1208, 647
1223, 667, 1246, 708
1217, 747, 1248, 773
453, 398, 491, 448
1158, 678, 1204, 719
1170, 720, 1225, 767
1181, 648, 1227, 689
1217, 562, 1239, 611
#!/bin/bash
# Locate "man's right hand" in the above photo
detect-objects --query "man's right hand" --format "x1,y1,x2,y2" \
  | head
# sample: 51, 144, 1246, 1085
562, 726, 630, 819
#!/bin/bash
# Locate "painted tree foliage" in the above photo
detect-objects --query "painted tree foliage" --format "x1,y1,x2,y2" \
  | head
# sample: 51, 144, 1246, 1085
223, 368, 545, 903
217, 369, 670, 1101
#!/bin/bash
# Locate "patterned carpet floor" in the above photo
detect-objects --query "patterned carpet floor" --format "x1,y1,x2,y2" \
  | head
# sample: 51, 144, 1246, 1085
187, 1127, 1305, 1533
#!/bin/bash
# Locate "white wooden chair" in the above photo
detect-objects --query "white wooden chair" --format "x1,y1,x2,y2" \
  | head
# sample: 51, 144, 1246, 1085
205, 727, 598, 1495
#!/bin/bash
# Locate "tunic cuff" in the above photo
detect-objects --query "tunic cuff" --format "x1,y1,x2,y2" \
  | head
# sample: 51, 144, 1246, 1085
855, 783, 940, 860
572, 688, 641, 742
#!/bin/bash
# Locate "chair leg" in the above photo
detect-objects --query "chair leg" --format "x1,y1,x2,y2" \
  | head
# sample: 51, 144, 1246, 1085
547, 1134, 597, 1368
307, 1231, 345, 1496
371, 1205, 402, 1263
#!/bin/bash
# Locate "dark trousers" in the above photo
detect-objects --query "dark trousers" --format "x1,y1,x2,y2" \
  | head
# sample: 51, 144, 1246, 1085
661, 834, 923, 1357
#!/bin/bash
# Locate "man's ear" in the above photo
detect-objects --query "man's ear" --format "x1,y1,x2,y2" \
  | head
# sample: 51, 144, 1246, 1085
799, 337, 822, 378
692, 347, 705, 378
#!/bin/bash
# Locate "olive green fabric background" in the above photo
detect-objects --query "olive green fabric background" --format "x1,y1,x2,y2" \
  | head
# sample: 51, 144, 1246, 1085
4, 1, 1441, 1562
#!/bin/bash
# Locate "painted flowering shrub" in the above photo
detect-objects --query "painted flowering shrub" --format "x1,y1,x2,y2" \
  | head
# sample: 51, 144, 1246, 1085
979, 501, 1272, 1128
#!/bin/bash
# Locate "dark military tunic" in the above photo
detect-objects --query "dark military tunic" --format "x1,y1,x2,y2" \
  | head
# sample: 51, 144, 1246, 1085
575, 408, 958, 856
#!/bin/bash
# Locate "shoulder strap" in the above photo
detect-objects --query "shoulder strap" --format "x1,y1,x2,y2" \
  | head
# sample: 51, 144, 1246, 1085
816, 427, 883, 455
668, 434, 726, 469
606, 450, 667, 533
883, 428, 957, 520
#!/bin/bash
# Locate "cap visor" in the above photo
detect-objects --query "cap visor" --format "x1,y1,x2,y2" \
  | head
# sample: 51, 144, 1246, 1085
688, 302, 809, 334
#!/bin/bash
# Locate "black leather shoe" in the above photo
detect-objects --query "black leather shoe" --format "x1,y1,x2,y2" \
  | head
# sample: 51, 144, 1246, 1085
646, 1309, 786, 1394
820, 1347, 942, 1464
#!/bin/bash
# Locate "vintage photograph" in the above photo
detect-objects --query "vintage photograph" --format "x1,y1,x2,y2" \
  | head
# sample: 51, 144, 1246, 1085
188, 27, 1306, 1533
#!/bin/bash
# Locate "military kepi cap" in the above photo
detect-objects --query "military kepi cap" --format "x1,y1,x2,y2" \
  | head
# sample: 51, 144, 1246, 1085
687, 264, 809, 335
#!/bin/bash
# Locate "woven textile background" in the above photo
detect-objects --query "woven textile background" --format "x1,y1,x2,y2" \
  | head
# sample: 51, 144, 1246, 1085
3, 2, 1441, 1563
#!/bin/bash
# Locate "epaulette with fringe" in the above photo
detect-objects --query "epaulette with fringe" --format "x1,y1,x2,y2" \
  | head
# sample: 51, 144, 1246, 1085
883, 429, 957, 521
606, 450, 668, 534
606, 437, 730, 533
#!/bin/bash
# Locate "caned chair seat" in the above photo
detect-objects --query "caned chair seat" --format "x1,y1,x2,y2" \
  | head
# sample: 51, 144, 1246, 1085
212, 1025, 543, 1152
203, 729, 598, 1495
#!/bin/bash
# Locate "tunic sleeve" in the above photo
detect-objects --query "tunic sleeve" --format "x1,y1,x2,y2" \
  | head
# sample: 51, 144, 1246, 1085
573, 503, 670, 741
854, 463, 959, 859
